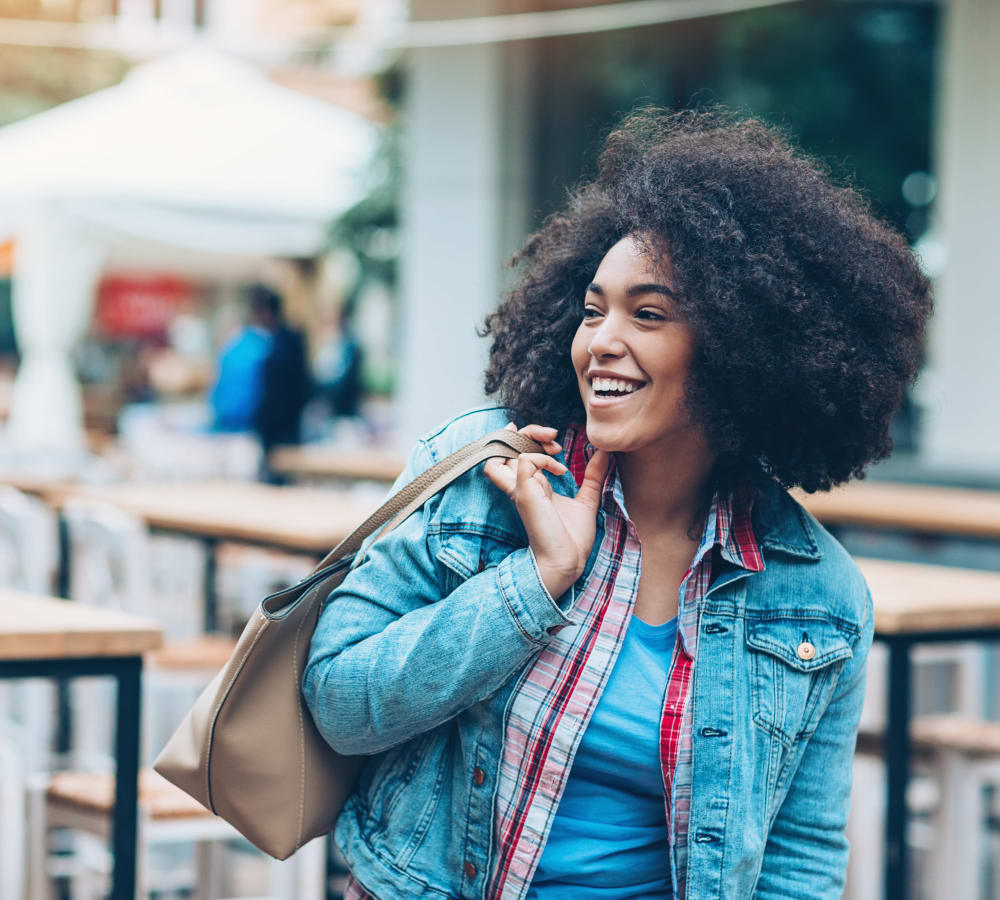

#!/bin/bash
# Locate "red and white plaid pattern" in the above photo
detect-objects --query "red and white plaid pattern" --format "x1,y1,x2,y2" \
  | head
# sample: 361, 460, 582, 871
342, 421, 762, 900
342, 870, 375, 900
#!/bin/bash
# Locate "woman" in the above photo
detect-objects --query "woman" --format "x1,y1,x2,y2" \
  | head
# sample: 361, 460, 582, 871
303, 105, 932, 899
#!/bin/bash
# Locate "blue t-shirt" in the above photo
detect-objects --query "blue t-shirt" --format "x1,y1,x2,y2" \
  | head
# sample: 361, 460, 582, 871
526, 612, 677, 899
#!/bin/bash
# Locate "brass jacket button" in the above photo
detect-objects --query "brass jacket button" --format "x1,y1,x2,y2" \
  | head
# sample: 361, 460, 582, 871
473, 766, 485, 786
797, 641, 816, 661
464, 861, 477, 879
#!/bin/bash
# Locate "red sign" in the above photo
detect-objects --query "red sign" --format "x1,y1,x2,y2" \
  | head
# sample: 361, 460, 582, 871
95, 275, 195, 340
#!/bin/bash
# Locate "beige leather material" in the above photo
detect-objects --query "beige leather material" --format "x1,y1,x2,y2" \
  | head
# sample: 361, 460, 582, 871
153, 428, 544, 859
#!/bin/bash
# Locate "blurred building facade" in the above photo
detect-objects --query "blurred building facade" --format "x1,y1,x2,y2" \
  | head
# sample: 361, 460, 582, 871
0, 0, 996, 479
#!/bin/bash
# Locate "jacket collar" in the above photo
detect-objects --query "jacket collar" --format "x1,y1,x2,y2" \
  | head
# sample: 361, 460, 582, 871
750, 477, 823, 561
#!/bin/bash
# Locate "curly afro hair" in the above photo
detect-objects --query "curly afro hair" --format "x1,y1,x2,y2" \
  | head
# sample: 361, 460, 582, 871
478, 103, 933, 496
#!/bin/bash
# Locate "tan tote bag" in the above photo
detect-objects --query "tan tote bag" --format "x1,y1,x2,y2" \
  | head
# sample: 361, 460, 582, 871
153, 427, 545, 860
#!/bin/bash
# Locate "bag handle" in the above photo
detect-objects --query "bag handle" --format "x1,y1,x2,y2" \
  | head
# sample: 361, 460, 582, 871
311, 428, 545, 574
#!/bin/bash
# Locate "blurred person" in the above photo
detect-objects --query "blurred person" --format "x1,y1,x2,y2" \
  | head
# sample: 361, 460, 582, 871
210, 283, 312, 481
209, 296, 272, 433
303, 105, 932, 899
313, 302, 366, 419
245, 283, 312, 481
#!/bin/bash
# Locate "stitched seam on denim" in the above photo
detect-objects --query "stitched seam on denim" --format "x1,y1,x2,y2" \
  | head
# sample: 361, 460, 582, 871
382, 732, 430, 825
352, 820, 457, 899
459, 735, 487, 891
747, 639, 853, 671
429, 522, 523, 545
744, 610, 862, 637
719, 646, 734, 900
422, 404, 508, 444
497, 560, 540, 644
393, 742, 446, 870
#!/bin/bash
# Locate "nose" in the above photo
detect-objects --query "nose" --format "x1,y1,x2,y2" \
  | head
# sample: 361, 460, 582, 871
587, 310, 628, 360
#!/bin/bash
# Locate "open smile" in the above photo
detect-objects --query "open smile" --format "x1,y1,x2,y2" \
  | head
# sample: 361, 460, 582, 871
588, 382, 648, 409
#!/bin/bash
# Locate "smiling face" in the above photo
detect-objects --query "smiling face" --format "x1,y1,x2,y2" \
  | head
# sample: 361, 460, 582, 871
570, 233, 702, 456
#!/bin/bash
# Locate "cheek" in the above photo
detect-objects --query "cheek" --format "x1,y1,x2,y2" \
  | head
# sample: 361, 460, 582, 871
649, 333, 695, 383
570, 327, 589, 370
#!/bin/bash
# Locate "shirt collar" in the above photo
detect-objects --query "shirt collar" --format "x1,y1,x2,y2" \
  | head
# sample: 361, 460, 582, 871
561, 421, 764, 573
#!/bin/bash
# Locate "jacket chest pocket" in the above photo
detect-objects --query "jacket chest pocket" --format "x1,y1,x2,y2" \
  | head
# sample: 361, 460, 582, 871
745, 614, 856, 750
433, 528, 522, 596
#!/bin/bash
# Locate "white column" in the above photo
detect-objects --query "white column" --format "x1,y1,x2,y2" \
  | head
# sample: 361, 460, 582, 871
394, 1, 535, 450
6, 207, 106, 458
921, 0, 1000, 470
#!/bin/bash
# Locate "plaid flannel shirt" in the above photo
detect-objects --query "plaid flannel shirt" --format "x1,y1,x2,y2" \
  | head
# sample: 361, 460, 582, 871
345, 421, 762, 900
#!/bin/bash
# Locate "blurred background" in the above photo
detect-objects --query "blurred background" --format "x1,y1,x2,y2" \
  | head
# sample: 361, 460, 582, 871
0, 0, 996, 898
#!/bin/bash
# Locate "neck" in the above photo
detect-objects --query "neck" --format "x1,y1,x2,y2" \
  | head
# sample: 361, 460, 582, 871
614, 432, 717, 540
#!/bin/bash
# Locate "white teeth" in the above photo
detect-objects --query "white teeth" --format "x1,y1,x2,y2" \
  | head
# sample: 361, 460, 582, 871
592, 377, 642, 393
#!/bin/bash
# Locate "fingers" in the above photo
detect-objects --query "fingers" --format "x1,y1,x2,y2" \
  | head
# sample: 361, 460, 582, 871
574, 448, 612, 511
485, 423, 567, 498
483, 460, 517, 501
486, 451, 566, 495
518, 451, 567, 476
506, 421, 562, 455
515, 452, 553, 498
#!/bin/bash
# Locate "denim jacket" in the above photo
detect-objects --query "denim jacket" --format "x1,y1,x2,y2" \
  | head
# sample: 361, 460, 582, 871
302, 404, 875, 900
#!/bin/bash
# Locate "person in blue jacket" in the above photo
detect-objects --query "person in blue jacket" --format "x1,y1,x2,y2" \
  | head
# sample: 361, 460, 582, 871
209, 301, 273, 433
210, 283, 312, 480
303, 104, 933, 900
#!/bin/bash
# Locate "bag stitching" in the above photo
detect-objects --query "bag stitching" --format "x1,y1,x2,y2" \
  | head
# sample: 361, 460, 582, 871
292, 583, 321, 850
203, 612, 270, 814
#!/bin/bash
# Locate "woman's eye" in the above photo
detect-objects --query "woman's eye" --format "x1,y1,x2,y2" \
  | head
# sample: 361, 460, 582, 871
581, 307, 666, 321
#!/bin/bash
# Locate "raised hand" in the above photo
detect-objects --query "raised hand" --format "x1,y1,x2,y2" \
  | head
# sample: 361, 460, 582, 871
483, 421, 612, 599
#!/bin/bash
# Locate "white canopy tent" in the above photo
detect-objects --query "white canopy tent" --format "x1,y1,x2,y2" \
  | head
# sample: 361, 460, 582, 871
0, 48, 378, 455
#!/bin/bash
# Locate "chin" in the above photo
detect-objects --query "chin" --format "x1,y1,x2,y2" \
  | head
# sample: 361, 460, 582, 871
583, 423, 626, 450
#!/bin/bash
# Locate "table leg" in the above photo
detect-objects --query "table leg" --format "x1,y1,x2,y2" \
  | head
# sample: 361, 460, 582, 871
885, 636, 912, 900
56, 512, 72, 599
204, 537, 219, 633
110, 657, 142, 900
56, 513, 73, 756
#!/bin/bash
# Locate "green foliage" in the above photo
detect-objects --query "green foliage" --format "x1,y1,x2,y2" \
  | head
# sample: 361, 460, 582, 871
532, 1, 938, 241
326, 60, 403, 303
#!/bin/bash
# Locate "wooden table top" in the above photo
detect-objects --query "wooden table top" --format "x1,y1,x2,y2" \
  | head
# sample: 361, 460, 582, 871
857, 557, 1000, 635
0, 589, 163, 660
792, 481, 1000, 541
50, 480, 383, 554
0, 470, 77, 502
268, 444, 405, 483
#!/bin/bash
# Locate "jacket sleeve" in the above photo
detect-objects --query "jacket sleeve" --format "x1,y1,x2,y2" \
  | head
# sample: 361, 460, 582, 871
301, 436, 580, 756
753, 584, 875, 898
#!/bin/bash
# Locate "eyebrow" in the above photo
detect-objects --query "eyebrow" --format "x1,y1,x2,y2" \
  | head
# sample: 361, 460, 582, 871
586, 281, 679, 300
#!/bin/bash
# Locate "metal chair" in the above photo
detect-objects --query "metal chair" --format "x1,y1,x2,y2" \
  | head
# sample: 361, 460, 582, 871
25, 498, 324, 898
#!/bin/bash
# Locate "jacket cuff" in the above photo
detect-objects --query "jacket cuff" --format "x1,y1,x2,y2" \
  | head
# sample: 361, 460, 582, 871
496, 546, 579, 644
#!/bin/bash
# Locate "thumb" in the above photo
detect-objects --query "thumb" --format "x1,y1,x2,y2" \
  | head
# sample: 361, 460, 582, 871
575, 448, 612, 512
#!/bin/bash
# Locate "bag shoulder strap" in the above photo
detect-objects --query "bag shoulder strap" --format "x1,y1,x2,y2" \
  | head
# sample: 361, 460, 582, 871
311, 428, 543, 574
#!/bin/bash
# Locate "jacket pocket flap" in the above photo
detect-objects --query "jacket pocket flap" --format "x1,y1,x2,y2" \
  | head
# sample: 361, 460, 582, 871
745, 616, 855, 673
434, 532, 481, 581
433, 529, 522, 590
